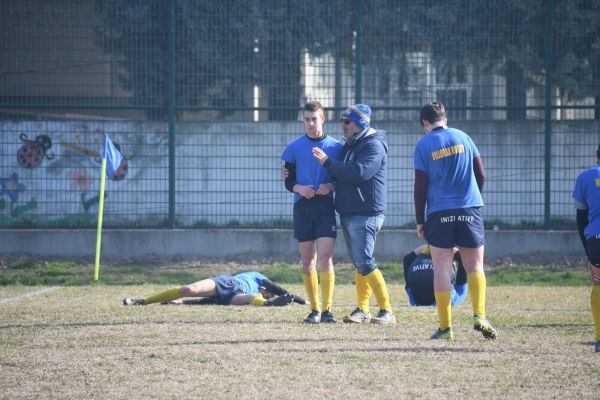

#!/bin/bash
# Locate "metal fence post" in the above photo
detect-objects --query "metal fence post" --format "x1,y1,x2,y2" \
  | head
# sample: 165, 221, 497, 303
544, 0, 554, 229
167, 0, 176, 228
354, 0, 363, 103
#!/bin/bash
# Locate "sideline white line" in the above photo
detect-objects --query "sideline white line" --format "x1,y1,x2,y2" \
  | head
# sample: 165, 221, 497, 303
0, 286, 64, 304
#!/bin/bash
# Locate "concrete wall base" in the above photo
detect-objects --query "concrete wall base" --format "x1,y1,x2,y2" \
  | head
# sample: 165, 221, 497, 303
0, 229, 583, 263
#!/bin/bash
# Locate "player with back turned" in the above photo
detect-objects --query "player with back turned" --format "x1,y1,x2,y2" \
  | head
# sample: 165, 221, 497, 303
572, 144, 600, 353
413, 101, 497, 340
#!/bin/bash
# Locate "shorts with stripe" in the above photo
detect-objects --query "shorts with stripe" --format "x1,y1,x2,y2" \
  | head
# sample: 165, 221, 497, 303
293, 196, 337, 242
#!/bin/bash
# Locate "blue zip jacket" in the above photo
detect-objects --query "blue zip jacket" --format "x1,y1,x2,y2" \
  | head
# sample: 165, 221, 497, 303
323, 128, 387, 217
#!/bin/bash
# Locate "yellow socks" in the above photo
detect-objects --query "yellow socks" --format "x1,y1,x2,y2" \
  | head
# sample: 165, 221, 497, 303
592, 285, 600, 341
143, 287, 181, 305
355, 271, 372, 312
435, 290, 452, 329
467, 271, 487, 318
251, 294, 267, 306
303, 271, 321, 312
364, 269, 392, 312
320, 271, 335, 312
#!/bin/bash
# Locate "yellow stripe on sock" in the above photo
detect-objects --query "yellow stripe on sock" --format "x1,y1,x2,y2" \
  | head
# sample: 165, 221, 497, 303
143, 287, 181, 305
467, 271, 487, 318
355, 271, 372, 312
364, 269, 392, 312
435, 290, 452, 330
320, 271, 335, 312
303, 271, 321, 312
592, 285, 600, 341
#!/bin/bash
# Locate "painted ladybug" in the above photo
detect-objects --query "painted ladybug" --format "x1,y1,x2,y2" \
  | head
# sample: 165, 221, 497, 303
17, 133, 55, 169
109, 141, 128, 181
111, 158, 128, 181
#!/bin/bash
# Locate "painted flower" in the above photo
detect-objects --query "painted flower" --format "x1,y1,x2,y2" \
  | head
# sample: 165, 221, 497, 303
149, 128, 168, 154
68, 168, 92, 192
0, 173, 26, 202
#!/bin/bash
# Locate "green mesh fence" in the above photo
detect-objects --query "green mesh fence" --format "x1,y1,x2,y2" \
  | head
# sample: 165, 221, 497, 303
0, 0, 599, 229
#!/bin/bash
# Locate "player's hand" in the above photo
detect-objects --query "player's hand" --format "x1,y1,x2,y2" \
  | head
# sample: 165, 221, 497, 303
416, 224, 425, 240
296, 185, 315, 199
312, 147, 328, 165
281, 167, 289, 180
316, 183, 333, 195
264, 293, 295, 307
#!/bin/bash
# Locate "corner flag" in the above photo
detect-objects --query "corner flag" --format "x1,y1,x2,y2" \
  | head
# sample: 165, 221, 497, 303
101, 134, 123, 178
94, 134, 123, 281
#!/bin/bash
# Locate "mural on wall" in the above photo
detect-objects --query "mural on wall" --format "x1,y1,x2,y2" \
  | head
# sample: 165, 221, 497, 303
149, 128, 168, 154
68, 168, 93, 192
0, 122, 136, 227
67, 167, 105, 213
17, 133, 55, 168
60, 138, 128, 181
0, 173, 25, 202
0, 172, 37, 226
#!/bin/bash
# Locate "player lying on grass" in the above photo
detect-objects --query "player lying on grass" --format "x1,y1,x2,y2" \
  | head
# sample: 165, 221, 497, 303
123, 271, 306, 307
403, 244, 467, 307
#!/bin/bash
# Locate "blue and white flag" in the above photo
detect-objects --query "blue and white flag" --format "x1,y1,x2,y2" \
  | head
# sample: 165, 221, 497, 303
100, 134, 123, 178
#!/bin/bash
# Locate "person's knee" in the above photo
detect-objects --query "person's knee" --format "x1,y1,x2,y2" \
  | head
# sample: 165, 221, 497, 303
317, 258, 334, 272
456, 247, 484, 273
178, 285, 192, 297
301, 253, 316, 269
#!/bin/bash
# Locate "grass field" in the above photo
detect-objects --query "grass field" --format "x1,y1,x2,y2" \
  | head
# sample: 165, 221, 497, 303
1, 263, 599, 399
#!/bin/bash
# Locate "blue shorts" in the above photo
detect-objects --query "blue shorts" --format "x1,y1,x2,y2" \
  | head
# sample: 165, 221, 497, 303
424, 207, 485, 248
210, 274, 243, 305
293, 196, 337, 242
586, 236, 600, 267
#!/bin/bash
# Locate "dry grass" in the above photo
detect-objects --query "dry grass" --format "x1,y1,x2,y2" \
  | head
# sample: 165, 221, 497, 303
1, 284, 598, 399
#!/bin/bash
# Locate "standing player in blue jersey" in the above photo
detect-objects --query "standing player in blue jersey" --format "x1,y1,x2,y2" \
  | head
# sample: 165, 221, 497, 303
403, 244, 467, 307
413, 101, 497, 340
122, 271, 304, 307
281, 101, 343, 323
572, 144, 600, 353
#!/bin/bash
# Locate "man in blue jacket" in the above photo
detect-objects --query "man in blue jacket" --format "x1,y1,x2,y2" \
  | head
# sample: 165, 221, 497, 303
312, 104, 396, 324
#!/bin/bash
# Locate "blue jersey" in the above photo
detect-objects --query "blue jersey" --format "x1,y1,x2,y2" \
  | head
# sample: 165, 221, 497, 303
413, 127, 483, 215
572, 165, 600, 239
405, 253, 467, 307
281, 134, 342, 203
232, 271, 267, 294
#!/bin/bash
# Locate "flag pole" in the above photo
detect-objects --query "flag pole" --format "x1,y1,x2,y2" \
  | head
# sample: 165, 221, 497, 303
94, 157, 108, 281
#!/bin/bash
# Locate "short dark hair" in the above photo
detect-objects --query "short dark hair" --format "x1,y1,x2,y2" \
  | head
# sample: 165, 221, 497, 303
597, 144, 600, 159
304, 101, 324, 114
419, 101, 446, 125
